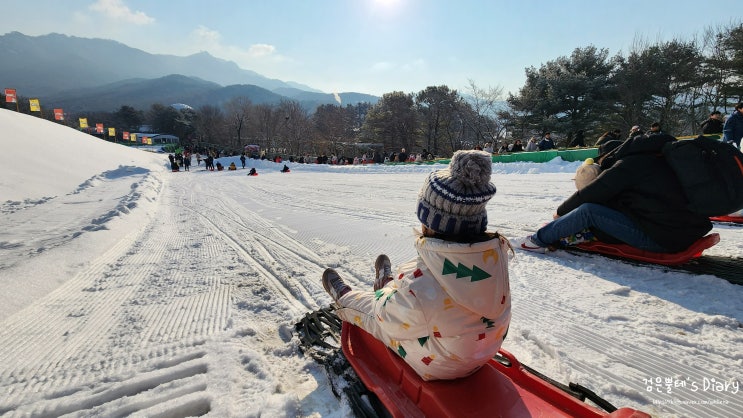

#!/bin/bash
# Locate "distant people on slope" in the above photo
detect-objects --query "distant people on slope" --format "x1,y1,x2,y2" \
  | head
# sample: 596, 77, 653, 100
568, 130, 586, 147
228, 162, 237, 171
281, 164, 291, 173
701, 111, 724, 135
627, 125, 644, 140
168, 154, 179, 172
511, 139, 524, 152
538, 132, 555, 150
248, 167, 258, 176
594, 129, 621, 147
645, 122, 663, 136
723, 103, 743, 148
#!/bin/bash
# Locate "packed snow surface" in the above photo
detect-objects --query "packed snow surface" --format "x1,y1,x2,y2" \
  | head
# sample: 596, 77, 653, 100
0, 109, 741, 417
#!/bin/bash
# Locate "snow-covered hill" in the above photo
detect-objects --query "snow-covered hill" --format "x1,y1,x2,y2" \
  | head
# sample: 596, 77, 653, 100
0, 109, 740, 417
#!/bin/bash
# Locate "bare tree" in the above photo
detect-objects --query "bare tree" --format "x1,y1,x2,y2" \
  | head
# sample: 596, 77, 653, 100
224, 96, 253, 150
463, 79, 506, 144
194, 104, 225, 147
275, 99, 311, 157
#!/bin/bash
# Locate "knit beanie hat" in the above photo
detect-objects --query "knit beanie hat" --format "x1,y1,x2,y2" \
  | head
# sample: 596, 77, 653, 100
573, 158, 601, 190
416, 150, 497, 236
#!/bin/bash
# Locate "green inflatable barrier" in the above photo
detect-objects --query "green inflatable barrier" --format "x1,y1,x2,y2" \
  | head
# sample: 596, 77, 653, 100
490, 148, 598, 163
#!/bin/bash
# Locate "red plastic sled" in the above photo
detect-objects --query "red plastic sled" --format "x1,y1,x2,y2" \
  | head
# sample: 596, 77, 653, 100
341, 322, 649, 418
574, 233, 719, 266
710, 215, 743, 223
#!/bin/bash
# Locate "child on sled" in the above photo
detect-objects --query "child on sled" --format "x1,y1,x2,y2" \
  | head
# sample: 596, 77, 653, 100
322, 150, 512, 381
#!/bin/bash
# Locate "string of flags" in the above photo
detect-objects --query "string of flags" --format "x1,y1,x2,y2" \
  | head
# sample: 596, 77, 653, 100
4, 87, 151, 144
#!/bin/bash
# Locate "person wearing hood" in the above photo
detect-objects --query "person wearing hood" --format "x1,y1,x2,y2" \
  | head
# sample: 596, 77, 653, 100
723, 103, 743, 148
515, 134, 712, 254
321, 150, 512, 381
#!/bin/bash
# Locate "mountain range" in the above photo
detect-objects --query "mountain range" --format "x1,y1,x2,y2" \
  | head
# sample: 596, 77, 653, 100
0, 32, 378, 113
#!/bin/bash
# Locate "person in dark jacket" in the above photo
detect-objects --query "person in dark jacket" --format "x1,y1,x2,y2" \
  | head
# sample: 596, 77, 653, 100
514, 134, 712, 254
569, 130, 586, 147
701, 111, 724, 135
627, 125, 644, 140
645, 122, 663, 136
594, 130, 620, 147
722, 103, 743, 147
538, 132, 555, 150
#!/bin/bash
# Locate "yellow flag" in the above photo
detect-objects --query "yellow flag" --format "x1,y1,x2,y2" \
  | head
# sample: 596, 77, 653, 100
131, 133, 137, 142
108, 127, 116, 137
79, 118, 89, 128
29, 98, 41, 112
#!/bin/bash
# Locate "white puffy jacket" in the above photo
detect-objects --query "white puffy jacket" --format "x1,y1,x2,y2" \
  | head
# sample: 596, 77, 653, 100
337, 234, 511, 381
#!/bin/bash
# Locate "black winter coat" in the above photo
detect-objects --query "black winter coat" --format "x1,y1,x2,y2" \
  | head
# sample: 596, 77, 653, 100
557, 135, 712, 252
701, 118, 723, 135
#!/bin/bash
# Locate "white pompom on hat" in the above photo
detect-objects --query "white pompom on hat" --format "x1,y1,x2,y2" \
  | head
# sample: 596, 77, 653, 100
416, 150, 497, 236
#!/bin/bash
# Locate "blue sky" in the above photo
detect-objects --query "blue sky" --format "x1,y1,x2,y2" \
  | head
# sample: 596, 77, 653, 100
2, 0, 738, 97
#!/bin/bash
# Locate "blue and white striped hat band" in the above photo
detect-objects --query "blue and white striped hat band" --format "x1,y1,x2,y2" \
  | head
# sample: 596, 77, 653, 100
416, 150, 496, 236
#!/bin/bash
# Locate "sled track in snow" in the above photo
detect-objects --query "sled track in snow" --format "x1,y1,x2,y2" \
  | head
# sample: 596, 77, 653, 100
0, 351, 211, 417
0, 189, 222, 416
507, 248, 742, 418
177, 190, 319, 316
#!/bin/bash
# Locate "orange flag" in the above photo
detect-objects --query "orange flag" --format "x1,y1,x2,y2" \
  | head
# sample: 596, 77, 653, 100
123, 131, 130, 141
96, 123, 104, 134
54, 108, 64, 121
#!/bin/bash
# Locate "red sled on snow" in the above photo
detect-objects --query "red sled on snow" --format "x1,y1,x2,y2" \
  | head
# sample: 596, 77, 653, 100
342, 322, 649, 418
710, 215, 743, 224
574, 233, 719, 266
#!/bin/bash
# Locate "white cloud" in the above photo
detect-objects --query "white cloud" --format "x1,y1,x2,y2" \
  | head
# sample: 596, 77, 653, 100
247, 44, 276, 58
89, 0, 154, 25
193, 25, 221, 44
189, 27, 279, 61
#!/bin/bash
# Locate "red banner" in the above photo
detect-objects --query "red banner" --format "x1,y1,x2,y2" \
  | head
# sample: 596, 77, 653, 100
96, 123, 104, 134
123, 131, 130, 140
4, 88, 17, 103
53, 108, 64, 121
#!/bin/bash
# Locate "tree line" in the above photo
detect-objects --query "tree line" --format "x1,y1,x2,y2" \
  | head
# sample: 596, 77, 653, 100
3, 22, 741, 157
